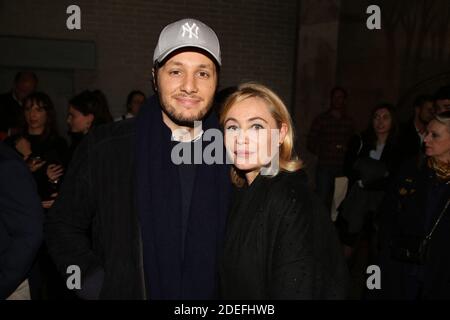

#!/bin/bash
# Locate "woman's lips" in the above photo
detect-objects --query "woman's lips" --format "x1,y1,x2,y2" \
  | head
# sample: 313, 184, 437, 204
234, 150, 255, 157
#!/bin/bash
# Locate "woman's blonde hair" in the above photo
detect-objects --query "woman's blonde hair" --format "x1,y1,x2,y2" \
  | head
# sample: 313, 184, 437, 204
435, 111, 450, 132
219, 82, 303, 187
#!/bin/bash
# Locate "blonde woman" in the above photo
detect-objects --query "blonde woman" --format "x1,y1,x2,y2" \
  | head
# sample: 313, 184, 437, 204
377, 111, 450, 299
219, 83, 349, 299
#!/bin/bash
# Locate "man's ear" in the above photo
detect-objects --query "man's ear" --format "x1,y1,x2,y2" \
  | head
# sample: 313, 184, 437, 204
152, 68, 157, 92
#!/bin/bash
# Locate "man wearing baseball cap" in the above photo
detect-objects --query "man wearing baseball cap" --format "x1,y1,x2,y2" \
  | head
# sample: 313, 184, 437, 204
45, 18, 231, 300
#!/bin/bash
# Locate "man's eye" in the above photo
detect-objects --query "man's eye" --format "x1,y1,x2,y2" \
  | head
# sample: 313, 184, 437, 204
198, 71, 210, 78
169, 70, 182, 76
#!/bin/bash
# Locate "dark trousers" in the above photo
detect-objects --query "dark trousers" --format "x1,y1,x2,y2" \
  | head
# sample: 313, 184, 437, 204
29, 244, 78, 300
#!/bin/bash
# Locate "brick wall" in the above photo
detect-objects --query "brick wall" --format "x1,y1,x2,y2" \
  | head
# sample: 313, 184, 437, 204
0, 0, 299, 117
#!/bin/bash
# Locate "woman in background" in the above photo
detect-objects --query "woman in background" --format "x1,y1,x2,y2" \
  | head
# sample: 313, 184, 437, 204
66, 90, 113, 160
338, 104, 401, 259
336, 103, 401, 298
5, 92, 68, 208
115, 90, 146, 121
4, 92, 69, 300
377, 111, 450, 299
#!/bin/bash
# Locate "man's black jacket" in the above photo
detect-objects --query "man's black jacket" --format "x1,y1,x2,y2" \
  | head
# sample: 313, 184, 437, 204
45, 119, 146, 299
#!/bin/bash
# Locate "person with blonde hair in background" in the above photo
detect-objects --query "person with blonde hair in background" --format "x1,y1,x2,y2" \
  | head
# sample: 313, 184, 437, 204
377, 111, 450, 299
219, 82, 349, 299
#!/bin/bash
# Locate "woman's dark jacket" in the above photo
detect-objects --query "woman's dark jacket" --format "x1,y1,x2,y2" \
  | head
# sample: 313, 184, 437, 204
220, 170, 350, 299
376, 159, 450, 299
337, 132, 401, 246
344, 132, 401, 191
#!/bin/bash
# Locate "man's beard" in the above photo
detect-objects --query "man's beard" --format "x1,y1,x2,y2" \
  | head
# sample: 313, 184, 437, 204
161, 99, 213, 127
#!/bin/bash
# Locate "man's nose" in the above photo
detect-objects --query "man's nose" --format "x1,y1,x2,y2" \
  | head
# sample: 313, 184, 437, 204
180, 74, 198, 94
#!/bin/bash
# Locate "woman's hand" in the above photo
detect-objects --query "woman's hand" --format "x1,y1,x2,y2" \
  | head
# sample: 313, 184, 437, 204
42, 193, 58, 209
27, 158, 46, 172
15, 137, 32, 160
47, 164, 64, 182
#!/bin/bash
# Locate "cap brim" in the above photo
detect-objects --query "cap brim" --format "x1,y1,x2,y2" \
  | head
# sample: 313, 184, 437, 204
155, 44, 221, 66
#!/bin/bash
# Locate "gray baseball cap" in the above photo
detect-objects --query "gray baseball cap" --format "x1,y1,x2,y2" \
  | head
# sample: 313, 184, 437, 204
153, 18, 221, 66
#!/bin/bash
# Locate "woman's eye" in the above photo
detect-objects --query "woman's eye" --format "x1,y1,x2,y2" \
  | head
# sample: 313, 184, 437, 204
226, 125, 238, 131
251, 124, 264, 130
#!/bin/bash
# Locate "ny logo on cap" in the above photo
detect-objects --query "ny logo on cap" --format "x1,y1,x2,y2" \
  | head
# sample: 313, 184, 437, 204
181, 22, 199, 39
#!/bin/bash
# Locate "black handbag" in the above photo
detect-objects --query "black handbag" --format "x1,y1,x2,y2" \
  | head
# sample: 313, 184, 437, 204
353, 157, 388, 186
390, 198, 450, 265
390, 235, 429, 265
